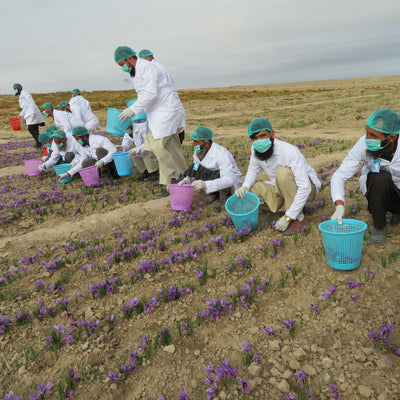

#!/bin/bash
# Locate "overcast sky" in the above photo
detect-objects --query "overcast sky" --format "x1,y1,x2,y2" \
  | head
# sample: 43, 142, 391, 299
1, 0, 399, 94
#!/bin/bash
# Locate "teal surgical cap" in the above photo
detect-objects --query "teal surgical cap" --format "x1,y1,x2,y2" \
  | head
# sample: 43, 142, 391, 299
46, 125, 58, 134
52, 130, 66, 139
42, 102, 54, 110
139, 49, 153, 58
190, 126, 213, 141
38, 132, 52, 144
72, 126, 89, 137
247, 118, 273, 137
60, 101, 69, 109
114, 46, 137, 63
13, 83, 22, 90
366, 108, 400, 135
72, 88, 81, 95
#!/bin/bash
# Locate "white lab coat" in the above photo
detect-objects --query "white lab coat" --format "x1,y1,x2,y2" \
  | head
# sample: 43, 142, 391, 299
129, 58, 185, 140
152, 60, 177, 91
69, 95, 100, 131
53, 110, 83, 135
17, 90, 44, 125
121, 121, 148, 152
243, 139, 321, 220
43, 138, 84, 171
190, 142, 242, 194
331, 135, 400, 204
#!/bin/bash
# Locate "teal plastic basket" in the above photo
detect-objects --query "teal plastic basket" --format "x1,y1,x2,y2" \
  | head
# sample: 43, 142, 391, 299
125, 98, 147, 122
318, 219, 368, 270
225, 192, 260, 231
112, 151, 133, 176
53, 163, 72, 183
106, 107, 132, 136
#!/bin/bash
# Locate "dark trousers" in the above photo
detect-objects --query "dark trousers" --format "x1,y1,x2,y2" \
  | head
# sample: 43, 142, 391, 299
81, 148, 118, 178
366, 170, 400, 228
27, 123, 45, 147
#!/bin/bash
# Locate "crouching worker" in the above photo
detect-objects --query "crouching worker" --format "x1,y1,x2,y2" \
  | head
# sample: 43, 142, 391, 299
115, 119, 159, 180
178, 126, 242, 204
331, 108, 400, 245
38, 130, 81, 175
69, 126, 118, 179
235, 118, 321, 235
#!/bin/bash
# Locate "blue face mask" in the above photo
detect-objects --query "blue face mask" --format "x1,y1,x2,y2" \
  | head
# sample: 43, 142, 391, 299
253, 138, 272, 153
56, 142, 65, 148
364, 136, 391, 152
77, 139, 84, 146
42, 111, 48, 117
45, 143, 51, 148
121, 63, 132, 73
194, 145, 201, 152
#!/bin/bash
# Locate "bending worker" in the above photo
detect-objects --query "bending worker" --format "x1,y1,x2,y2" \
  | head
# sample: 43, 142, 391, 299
235, 118, 321, 235
41, 103, 83, 137
179, 126, 242, 204
13, 83, 45, 148
69, 89, 100, 133
114, 45, 187, 198
331, 108, 400, 245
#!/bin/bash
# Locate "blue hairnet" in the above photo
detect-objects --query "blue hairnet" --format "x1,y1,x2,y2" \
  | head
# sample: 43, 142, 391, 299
60, 101, 69, 109
190, 126, 213, 141
366, 109, 400, 135
114, 46, 137, 63
52, 130, 66, 139
139, 49, 153, 58
248, 118, 273, 137
72, 126, 89, 137
72, 88, 81, 95
42, 102, 54, 110
13, 83, 22, 90
38, 132, 52, 144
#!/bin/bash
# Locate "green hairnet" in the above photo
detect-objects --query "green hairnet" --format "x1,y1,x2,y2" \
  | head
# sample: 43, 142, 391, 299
72, 88, 81, 95
13, 83, 22, 90
114, 46, 137, 63
52, 130, 66, 139
60, 101, 69, 109
366, 109, 400, 135
139, 49, 153, 58
42, 102, 54, 110
46, 125, 58, 134
72, 126, 89, 137
190, 126, 213, 141
247, 118, 273, 137
38, 132, 52, 144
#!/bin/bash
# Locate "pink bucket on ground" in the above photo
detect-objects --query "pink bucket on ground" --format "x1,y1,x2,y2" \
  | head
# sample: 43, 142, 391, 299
79, 165, 100, 186
23, 159, 42, 176
168, 184, 194, 211
9, 118, 21, 131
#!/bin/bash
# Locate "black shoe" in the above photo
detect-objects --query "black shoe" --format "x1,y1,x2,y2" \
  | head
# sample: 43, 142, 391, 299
204, 192, 220, 205
154, 188, 169, 199
146, 171, 159, 181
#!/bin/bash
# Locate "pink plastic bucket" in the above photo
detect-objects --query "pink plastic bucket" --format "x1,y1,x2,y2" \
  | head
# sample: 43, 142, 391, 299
23, 159, 42, 176
79, 165, 100, 186
168, 184, 194, 211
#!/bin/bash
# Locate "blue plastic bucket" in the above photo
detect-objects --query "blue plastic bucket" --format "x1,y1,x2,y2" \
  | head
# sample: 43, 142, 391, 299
125, 98, 147, 122
53, 163, 72, 183
318, 219, 368, 270
112, 151, 133, 176
106, 108, 132, 136
225, 192, 260, 231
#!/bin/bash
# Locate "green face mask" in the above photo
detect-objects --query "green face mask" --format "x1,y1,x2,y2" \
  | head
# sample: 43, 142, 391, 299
77, 139, 84, 146
253, 138, 272, 153
45, 143, 51, 148
42, 111, 49, 117
121, 63, 132, 73
56, 142, 65, 148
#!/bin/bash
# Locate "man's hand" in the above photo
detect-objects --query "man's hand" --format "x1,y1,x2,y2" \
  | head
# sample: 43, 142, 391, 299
119, 108, 134, 122
191, 180, 206, 190
331, 204, 345, 225
235, 186, 249, 198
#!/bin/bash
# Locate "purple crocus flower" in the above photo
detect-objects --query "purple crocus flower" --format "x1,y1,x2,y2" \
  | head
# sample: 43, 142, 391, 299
347, 280, 359, 288
241, 342, 251, 352
322, 291, 330, 301
263, 326, 274, 337
329, 385, 341, 399
204, 363, 214, 374
363, 268, 374, 278
108, 372, 118, 382
37, 381, 52, 396
294, 369, 306, 383
284, 393, 296, 400
238, 379, 251, 393
350, 294, 357, 302
311, 304, 319, 314
178, 387, 189, 400
206, 386, 215, 400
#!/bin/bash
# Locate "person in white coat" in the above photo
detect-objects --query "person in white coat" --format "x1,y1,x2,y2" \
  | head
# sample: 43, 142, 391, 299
41, 103, 83, 136
13, 83, 45, 148
114, 46, 187, 198
178, 126, 242, 204
69, 89, 100, 133
331, 108, 400, 245
235, 118, 321, 236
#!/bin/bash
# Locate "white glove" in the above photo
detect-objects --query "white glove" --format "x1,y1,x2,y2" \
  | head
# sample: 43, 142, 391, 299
128, 147, 140, 158
178, 177, 190, 185
18, 112, 23, 118
235, 186, 249, 198
331, 204, 345, 225
115, 145, 124, 152
95, 159, 104, 169
275, 216, 291, 232
41, 156, 48, 162
59, 172, 70, 180
70, 160, 78, 168
191, 180, 206, 190
119, 108, 134, 122
38, 164, 46, 172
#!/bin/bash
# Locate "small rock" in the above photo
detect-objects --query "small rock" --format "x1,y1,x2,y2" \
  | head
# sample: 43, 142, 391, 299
248, 363, 262, 377
303, 364, 316, 376
293, 348, 306, 361
194, 349, 201, 357
358, 385, 374, 398
163, 344, 175, 354
277, 379, 290, 392
354, 349, 367, 362
269, 340, 281, 351
322, 357, 333, 369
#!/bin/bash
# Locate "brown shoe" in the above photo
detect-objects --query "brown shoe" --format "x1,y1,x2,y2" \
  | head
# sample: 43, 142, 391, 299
283, 218, 307, 236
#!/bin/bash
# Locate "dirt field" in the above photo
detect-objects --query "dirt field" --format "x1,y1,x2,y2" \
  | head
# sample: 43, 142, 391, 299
0, 76, 400, 400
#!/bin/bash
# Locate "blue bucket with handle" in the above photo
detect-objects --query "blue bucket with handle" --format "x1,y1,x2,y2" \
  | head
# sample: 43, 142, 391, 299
112, 151, 133, 176
125, 98, 147, 122
106, 108, 132, 136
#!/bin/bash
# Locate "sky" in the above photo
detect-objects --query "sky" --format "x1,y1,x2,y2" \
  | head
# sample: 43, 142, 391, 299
1, 0, 399, 95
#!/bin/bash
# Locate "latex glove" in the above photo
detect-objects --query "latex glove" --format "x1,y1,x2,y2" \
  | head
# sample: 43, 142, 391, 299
95, 159, 104, 169
178, 177, 190, 185
119, 108, 134, 122
41, 156, 48, 162
331, 204, 345, 225
191, 180, 206, 190
18, 112, 23, 118
59, 172, 70, 180
70, 160, 78, 168
235, 186, 249, 198
128, 147, 140, 158
115, 145, 124, 152
275, 216, 291, 232
38, 164, 46, 172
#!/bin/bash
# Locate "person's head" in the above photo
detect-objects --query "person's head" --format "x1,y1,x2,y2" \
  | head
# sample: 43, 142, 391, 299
46, 125, 58, 135
60, 101, 70, 112
52, 130, 67, 149
72, 125, 90, 146
71, 88, 81, 97
13, 83, 22, 96
365, 109, 400, 157
38, 132, 53, 147
41, 103, 55, 118
138, 49, 154, 61
247, 118, 275, 161
190, 126, 213, 160
114, 46, 137, 77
